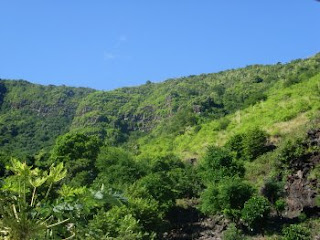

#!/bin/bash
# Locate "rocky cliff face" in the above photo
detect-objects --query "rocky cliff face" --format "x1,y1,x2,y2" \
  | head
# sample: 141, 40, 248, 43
285, 129, 320, 218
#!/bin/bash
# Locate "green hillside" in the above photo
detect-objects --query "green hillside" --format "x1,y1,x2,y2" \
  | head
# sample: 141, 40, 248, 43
0, 80, 94, 156
136, 70, 320, 160
0, 53, 319, 239
1, 53, 320, 158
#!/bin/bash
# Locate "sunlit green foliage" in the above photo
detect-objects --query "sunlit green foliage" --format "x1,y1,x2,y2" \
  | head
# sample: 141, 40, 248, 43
0, 80, 93, 157
197, 146, 245, 184
282, 224, 311, 240
88, 207, 148, 240
200, 178, 254, 219
0, 53, 320, 239
198, 146, 253, 222
222, 223, 247, 240
50, 132, 102, 186
0, 159, 70, 239
1, 53, 320, 160
241, 196, 271, 232
94, 147, 145, 188
277, 137, 306, 166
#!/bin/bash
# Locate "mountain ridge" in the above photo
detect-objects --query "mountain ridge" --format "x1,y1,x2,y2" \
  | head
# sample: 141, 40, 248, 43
0, 52, 320, 158
0, 53, 320, 239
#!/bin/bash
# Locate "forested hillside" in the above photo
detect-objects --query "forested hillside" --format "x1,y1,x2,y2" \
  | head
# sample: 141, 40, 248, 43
1, 53, 320, 158
0, 53, 319, 239
0, 80, 94, 156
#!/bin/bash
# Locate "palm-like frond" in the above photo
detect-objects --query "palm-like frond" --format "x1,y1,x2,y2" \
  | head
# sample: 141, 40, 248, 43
57, 184, 87, 198
29, 176, 47, 188
7, 158, 32, 181
48, 163, 67, 183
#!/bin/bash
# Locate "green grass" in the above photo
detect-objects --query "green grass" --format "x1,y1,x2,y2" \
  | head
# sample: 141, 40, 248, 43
137, 73, 320, 160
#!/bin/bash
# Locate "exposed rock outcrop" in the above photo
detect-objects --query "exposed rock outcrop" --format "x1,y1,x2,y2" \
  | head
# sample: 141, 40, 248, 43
284, 129, 320, 218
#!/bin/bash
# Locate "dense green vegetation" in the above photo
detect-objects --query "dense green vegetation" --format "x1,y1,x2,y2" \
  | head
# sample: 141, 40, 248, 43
1, 53, 320, 239
0, 80, 93, 157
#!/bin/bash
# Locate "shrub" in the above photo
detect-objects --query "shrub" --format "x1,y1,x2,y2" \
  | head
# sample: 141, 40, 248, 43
241, 196, 270, 231
197, 146, 245, 184
223, 223, 246, 240
199, 184, 220, 215
88, 207, 148, 239
135, 173, 176, 212
94, 147, 145, 188
216, 118, 231, 130
149, 155, 184, 173
127, 197, 164, 233
282, 224, 311, 240
242, 128, 268, 161
226, 128, 268, 161
219, 179, 255, 212
200, 178, 254, 220
298, 213, 307, 222
50, 133, 102, 186
275, 198, 286, 216
261, 179, 284, 204
0, 153, 10, 177
0, 159, 73, 239
277, 137, 306, 166
225, 133, 245, 159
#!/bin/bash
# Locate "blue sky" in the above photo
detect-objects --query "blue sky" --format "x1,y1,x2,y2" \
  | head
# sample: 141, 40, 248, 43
0, 1, 319, 90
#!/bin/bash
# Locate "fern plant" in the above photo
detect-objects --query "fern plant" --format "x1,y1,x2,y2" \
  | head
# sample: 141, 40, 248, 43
0, 159, 71, 240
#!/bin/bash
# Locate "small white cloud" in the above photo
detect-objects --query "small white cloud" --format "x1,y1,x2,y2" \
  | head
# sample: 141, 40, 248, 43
104, 52, 116, 60
114, 35, 127, 49
103, 35, 131, 61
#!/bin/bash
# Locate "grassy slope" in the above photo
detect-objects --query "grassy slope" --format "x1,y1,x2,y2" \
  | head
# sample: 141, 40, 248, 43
136, 73, 320, 161
0, 53, 319, 158
72, 53, 320, 136
1, 55, 320, 240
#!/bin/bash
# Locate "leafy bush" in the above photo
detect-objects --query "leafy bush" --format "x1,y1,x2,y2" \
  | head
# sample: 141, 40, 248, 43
226, 133, 245, 159
88, 195, 164, 239
200, 178, 254, 219
242, 128, 268, 161
199, 184, 220, 215
50, 132, 102, 186
219, 179, 255, 212
197, 146, 245, 184
226, 128, 268, 161
275, 198, 286, 216
165, 109, 198, 135
261, 179, 284, 204
243, 92, 267, 106
88, 207, 149, 240
277, 138, 306, 166
135, 173, 176, 212
241, 196, 271, 231
216, 118, 231, 130
149, 155, 184, 173
298, 213, 307, 222
0, 152, 11, 177
94, 147, 145, 188
223, 223, 247, 240
282, 224, 311, 240
127, 197, 164, 234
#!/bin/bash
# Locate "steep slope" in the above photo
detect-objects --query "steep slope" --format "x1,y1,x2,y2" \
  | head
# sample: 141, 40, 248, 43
0, 80, 94, 156
1, 54, 320, 240
0, 53, 320, 157
135, 72, 320, 160
71, 53, 320, 146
